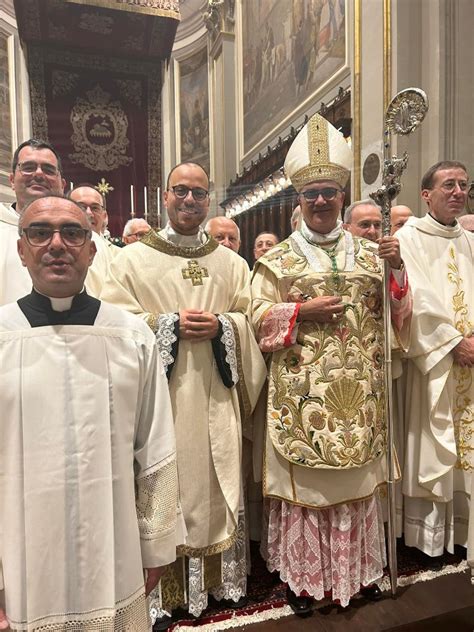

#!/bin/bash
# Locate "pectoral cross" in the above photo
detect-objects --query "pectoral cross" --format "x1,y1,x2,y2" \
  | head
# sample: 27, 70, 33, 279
182, 260, 209, 286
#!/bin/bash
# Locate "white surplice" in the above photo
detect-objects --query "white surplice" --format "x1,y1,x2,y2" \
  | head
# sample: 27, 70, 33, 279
0, 203, 31, 305
0, 299, 184, 631
397, 214, 474, 556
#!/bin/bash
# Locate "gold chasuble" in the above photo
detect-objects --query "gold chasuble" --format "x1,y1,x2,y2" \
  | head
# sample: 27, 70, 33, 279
397, 214, 474, 556
252, 231, 410, 509
101, 229, 266, 616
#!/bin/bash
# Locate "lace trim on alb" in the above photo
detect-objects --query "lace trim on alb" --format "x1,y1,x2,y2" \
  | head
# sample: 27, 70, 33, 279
217, 315, 239, 386
292, 230, 355, 273
156, 313, 179, 368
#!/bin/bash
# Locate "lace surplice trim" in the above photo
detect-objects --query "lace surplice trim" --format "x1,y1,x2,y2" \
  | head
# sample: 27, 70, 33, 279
258, 303, 300, 353
136, 458, 179, 538
155, 313, 179, 369
10, 588, 148, 631
217, 315, 239, 386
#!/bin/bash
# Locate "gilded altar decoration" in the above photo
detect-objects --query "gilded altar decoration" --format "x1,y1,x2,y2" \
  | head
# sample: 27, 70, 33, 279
69, 84, 133, 172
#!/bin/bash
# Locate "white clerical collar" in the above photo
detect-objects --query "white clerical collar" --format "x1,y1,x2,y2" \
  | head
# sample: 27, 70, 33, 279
34, 288, 85, 311
162, 222, 207, 247
300, 219, 343, 244
422, 212, 463, 238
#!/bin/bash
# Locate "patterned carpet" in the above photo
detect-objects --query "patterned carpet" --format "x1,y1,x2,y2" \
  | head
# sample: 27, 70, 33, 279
154, 539, 467, 631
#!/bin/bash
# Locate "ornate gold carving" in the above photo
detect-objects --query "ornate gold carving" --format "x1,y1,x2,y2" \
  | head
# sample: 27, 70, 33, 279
69, 84, 133, 172
141, 230, 219, 259
181, 260, 209, 286
67, 0, 180, 20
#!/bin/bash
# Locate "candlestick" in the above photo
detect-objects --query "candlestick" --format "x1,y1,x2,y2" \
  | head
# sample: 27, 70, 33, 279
130, 185, 135, 217
144, 186, 148, 219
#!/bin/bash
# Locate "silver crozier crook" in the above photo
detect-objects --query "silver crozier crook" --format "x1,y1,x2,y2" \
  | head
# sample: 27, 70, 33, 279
369, 88, 429, 597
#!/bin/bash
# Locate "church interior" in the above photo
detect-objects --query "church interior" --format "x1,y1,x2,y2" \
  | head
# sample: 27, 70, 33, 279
0, 0, 473, 630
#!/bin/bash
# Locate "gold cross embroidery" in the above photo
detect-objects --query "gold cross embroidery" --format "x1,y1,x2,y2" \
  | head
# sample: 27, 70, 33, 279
181, 260, 209, 286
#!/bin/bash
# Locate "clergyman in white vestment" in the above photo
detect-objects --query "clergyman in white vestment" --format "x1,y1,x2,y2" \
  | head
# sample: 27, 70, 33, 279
0, 140, 108, 305
396, 161, 473, 572
0, 195, 184, 631
101, 162, 266, 622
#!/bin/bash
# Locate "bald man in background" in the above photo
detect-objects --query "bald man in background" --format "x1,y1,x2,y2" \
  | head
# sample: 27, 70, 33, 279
343, 199, 382, 242
206, 216, 241, 253
391, 205, 413, 234
459, 214, 474, 232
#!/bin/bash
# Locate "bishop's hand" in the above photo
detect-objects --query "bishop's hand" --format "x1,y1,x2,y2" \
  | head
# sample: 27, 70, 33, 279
297, 296, 344, 324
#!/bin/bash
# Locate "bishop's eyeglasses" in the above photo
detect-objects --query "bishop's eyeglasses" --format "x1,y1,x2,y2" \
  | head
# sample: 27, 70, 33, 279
20, 225, 92, 247
299, 187, 343, 202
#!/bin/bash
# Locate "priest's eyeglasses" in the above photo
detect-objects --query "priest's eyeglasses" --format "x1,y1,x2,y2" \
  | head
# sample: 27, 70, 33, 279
76, 202, 105, 214
17, 161, 60, 177
20, 225, 92, 247
170, 185, 209, 202
300, 187, 342, 202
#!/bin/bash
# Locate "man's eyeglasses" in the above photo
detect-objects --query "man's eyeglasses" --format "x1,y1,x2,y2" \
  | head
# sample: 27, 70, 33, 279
20, 225, 91, 247
300, 187, 342, 202
17, 161, 60, 177
170, 185, 209, 202
435, 180, 468, 193
76, 202, 105, 214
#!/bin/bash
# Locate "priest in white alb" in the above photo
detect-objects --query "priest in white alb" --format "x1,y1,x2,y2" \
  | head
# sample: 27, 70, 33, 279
251, 114, 412, 613
0, 195, 184, 631
101, 162, 266, 624
396, 161, 473, 567
0, 140, 109, 305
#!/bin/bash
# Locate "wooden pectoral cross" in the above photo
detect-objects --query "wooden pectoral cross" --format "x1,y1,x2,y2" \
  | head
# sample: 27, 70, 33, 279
182, 259, 209, 286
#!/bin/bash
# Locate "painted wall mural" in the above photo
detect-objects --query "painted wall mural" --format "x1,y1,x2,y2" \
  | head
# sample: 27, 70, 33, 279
242, 0, 346, 157
179, 48, 210, 175
0, 32, 12, 178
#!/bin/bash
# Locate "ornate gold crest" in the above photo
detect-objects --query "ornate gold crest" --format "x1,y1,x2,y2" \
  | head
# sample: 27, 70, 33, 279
69, 84, 133, 171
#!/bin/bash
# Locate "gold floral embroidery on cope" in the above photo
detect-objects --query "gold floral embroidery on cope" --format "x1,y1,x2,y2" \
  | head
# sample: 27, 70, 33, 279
447, 245, 474, 470
268, 265, 386, 470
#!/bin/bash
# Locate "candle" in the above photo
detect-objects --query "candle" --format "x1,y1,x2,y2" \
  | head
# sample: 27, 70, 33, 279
130, 185, 135, 217
157, 187, 160, 219
144, 186, 148, 219
70, 181, 74, 191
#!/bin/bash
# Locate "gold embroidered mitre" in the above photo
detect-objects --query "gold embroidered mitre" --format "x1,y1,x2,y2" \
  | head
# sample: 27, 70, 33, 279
284, 113, 352, 191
